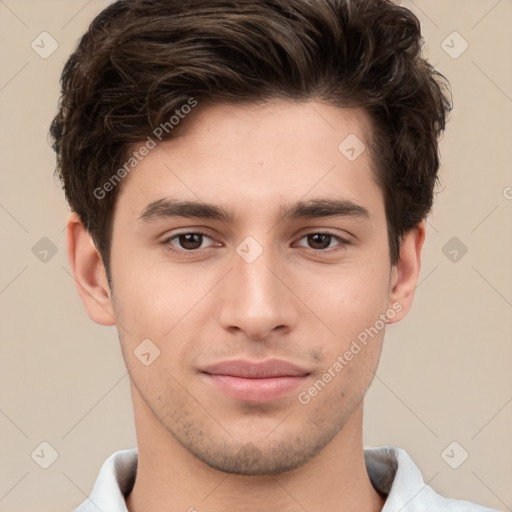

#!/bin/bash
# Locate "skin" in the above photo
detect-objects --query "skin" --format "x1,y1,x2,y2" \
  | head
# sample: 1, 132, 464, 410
67, 100, 425, 512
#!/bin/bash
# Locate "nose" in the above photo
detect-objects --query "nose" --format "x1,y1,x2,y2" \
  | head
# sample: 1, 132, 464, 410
217, 244, 299, 341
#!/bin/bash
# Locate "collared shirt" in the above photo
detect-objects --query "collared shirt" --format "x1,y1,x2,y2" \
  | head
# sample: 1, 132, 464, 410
74, 446, 500, 511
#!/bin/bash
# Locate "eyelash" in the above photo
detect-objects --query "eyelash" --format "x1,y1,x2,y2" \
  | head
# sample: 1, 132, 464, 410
162, 230, 350, 257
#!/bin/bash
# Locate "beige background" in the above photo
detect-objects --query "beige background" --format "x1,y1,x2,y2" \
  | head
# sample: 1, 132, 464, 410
0, 1, 511, 511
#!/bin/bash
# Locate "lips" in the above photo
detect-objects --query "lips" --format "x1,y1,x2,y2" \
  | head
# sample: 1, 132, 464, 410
201, 359, 310, 402
202, 358, 310, 378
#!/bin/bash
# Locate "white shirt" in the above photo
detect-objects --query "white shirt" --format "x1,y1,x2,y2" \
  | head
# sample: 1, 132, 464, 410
74, 446, 500, 511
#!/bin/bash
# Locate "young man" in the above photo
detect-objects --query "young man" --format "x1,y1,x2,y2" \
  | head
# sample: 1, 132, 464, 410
50, 0, 498, 511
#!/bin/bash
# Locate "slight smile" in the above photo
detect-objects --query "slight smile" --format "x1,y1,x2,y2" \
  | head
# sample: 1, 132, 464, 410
201, 359, 311, 403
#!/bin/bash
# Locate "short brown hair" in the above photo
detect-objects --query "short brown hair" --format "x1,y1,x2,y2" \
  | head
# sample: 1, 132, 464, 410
50, 0, 451, 280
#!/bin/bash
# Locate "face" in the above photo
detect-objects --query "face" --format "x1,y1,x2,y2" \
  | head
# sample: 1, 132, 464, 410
100, 101, 408, 474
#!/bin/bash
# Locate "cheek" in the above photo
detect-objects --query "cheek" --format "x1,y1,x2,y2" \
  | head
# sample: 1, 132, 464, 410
307, 261, 391, 338
111, 251, 194, 335
299, 259, 390, 394
295, 345, 383, 440
110, 256, 216, 384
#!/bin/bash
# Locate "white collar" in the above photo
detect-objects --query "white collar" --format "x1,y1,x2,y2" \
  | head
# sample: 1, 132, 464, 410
74, 446, 497, 511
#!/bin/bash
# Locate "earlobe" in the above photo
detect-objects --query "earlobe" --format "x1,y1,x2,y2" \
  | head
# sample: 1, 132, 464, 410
66, 212, 116, 326
387, 220, 425, 324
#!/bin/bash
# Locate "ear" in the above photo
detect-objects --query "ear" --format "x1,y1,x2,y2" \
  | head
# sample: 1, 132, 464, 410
387, 220, 425, 324
66, 212, 116, 326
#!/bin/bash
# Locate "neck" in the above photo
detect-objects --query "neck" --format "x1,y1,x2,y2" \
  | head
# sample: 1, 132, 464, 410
126, 390, 384, 512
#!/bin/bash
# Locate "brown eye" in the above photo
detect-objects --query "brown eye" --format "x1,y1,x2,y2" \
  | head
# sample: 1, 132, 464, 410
306, 233, 334, 250
295, 232, 348, 253
163, 230, 215, 253
176, 233, 204, 250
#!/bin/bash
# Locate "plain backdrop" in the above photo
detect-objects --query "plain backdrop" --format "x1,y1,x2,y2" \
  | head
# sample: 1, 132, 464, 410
0, 1, 511, 511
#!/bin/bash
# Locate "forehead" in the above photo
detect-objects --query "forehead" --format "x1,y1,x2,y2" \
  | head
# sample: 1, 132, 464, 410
115, 100, 383, 223
155, 100, 375, 170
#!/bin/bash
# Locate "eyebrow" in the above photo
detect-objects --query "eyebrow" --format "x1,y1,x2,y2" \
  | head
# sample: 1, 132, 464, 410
137, 197, 370, 223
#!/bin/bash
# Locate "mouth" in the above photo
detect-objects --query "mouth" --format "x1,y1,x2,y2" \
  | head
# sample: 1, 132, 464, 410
200, 359, 310, 403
